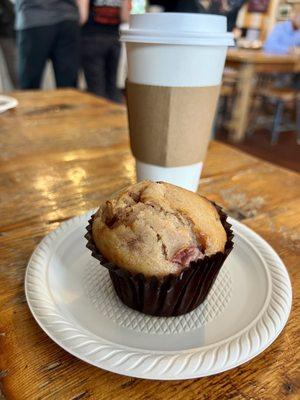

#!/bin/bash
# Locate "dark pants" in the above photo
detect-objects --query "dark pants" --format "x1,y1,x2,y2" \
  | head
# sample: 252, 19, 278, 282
17, 20, 80, 89
82, 33, 122, 103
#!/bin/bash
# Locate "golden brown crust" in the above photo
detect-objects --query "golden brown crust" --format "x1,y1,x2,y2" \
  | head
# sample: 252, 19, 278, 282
92, 181, 227, 277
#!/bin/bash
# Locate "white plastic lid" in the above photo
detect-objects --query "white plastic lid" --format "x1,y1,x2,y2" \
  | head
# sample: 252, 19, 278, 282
120, 13, 234, 46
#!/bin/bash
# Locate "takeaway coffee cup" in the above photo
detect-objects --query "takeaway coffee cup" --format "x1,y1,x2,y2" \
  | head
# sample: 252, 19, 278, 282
121, 13, 233, 191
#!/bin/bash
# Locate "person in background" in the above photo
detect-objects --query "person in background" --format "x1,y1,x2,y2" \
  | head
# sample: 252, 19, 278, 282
15, 0, 86, 89
264, 5, 300, 55
148, 0, 202, 13
81, 0, 131, 103
218, 1, 248, 32
0, 0, 17, 88
148, 0, 247, 31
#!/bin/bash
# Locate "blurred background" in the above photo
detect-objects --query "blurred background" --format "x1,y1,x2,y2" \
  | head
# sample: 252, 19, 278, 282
0, 0, 299, 172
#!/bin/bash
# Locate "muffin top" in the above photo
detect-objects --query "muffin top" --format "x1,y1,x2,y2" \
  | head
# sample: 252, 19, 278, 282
92, 181, 227, 277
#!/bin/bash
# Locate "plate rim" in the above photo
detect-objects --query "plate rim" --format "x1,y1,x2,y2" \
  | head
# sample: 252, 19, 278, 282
0, 95, 18, 113
25, 210, 292, 379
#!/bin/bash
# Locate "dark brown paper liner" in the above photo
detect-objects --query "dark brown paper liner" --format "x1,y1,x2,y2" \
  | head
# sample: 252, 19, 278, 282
85, 204, 234, 317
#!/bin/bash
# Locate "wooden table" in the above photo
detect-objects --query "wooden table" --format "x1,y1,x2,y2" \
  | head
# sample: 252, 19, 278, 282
1, 89, 299, 400
225, 48, 300, 142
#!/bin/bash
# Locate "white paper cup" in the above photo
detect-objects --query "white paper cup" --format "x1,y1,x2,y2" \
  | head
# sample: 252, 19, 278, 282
121, 13, 233, 191
136, 160, 203, 192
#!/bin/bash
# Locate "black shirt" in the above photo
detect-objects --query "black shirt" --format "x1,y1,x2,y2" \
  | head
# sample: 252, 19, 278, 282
0, 0, 15, 36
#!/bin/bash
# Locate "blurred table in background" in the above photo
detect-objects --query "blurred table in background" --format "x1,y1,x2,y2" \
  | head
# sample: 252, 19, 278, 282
1, 90, 299, 399
226, 48, 300, 142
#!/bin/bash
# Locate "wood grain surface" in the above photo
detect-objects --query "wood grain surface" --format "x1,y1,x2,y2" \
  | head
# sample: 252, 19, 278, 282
0, 90, 299, 400
226, 49, 300, 72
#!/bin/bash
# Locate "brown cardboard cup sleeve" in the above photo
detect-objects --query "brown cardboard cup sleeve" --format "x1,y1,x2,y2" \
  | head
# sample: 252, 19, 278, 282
126, 81, 220, 167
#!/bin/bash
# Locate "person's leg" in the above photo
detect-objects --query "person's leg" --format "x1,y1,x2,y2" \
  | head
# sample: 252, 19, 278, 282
0, 37, 18, 87
81, 34, 107, 97
105, 37, 122, 103
51, 20, 80, 88
17, 25, 55, 89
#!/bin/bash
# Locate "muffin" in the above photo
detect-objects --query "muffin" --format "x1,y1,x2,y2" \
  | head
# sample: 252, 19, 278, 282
86, 181, 233, 316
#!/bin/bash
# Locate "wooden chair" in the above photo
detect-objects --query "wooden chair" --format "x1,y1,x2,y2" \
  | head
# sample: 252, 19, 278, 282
215, 84, 235, 132
212, 84, 235, 137
222, 67, 238, 85
258, 87, 300, 145
216, 68, 238, 130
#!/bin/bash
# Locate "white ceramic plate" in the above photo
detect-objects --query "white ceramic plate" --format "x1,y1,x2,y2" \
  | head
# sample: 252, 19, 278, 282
0, 95, 18, 113
25, 211, 292, 380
